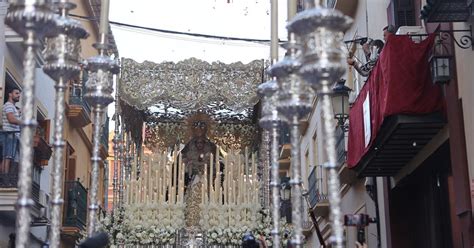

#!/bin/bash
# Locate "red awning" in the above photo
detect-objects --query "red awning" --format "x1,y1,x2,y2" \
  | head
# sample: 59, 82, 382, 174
347, 34, 445, 168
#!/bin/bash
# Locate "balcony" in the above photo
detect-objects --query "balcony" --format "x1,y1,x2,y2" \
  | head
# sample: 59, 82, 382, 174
0, 131, 44, 216
347, 34, 446, 177
62, 180, 88, 236
34, 134, 52, 164
421, 0, 471, 23
67, 91, 92, 128
307, 165, 329, 217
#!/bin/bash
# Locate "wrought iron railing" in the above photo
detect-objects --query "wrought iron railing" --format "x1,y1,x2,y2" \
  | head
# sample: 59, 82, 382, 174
63, 180, 88, 229
69, 86, 91, 114
307, 165, 327, 208
0, 130, 42, 204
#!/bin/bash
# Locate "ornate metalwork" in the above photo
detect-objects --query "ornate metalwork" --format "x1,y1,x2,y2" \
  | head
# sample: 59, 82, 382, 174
84, 24, 120, 236
439, 27, 473, 50
267, 32, 314, 248
112, 85, 121, 210
287, 7, 352, 90
118, 126, 126, 206
5, 1, 56, 247
42, 1, 88, 247
119, 58, 264, 111
420, 0, 471, 23
258, 79, 288, 248
288, 5, 353, 248
145, 121, 258, 150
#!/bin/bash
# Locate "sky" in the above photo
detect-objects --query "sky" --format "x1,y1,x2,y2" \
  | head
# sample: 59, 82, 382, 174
107, 0, 290, 126
109, 0, 289, 63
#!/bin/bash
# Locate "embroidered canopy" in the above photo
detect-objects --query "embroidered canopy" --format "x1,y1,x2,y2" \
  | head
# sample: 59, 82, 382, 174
119, 57, 265, 149
119, 57, 264, 117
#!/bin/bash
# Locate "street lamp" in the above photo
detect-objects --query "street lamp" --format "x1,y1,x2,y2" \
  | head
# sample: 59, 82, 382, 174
331, 79, 352, 131
280, 178, 292, 223
280, 181, 291, 201
429, 39, 452, 84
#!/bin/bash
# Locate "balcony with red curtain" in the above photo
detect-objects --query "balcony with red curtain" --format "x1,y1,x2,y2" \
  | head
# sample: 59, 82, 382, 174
347, 34, 446, 177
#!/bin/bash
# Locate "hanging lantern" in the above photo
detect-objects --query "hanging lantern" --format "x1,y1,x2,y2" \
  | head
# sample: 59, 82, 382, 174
331, 79, 352, 130
429, 39, 452, 84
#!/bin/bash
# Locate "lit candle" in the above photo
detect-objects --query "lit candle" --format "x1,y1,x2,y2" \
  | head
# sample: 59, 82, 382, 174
168, 153, 172, 203
99, 0, 110, 35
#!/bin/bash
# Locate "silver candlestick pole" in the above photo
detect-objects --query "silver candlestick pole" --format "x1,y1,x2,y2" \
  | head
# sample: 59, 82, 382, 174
84, 1, 119, 234
125, 131, 131, 181
42, 1, 88, 247
5, 1, 56, 247
112, 85, 121, 210
118, 123, 125, 207
258, 80, 287, 248
268, 35, 314, 248
287, 5, 352, 247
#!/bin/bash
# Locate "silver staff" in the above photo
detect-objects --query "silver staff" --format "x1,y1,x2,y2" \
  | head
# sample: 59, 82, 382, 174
84, 0, 119, 235
268, 35, 314, 248
118, 123, 125, 207
287, 4, 352, 247
258, 80, 287, 248
112, 84, 121, 210
5, 1, 56, 247
42, 1, 88, 247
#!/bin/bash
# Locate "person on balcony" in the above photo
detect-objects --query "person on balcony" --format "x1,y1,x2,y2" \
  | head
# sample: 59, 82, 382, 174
1, 87, 21, 174
383, 24, 397, 42
347, 39, 384, 77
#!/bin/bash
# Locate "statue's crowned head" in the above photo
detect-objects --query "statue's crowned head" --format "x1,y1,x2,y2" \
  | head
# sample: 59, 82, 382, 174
186, 113, 213, 139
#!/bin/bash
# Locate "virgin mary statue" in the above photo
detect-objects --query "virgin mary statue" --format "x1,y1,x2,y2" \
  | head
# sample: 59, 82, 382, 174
181, 113, 217, 228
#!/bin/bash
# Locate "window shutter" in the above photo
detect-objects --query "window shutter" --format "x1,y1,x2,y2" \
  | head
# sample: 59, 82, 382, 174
395, 0, 416, 26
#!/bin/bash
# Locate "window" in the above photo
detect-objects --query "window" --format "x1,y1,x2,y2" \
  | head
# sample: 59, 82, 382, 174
388, 0, 417, 27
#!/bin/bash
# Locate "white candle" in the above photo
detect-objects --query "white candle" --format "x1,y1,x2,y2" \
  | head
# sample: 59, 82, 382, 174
204, 162, 208, 204
224, 154, 228, 204
99, 0, 110, 35
210, 153, 214, 204
168, 152, 172, 203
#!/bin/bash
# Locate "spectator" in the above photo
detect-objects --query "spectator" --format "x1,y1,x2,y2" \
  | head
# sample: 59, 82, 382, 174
347, 39, 384, 77
242, 232, 260, 248
383, 24, 397, 42
1, 87, 21, 174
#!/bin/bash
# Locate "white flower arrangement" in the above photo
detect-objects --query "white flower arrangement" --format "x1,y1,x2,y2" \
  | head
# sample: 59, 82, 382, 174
99, 204, 182, 246
99, 203, 293, 247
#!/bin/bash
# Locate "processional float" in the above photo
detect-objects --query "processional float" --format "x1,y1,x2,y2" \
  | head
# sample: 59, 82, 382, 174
5, 0, 353, 247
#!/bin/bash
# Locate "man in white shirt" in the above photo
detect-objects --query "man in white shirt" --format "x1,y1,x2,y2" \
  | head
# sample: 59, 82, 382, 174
1, 87, 21, 174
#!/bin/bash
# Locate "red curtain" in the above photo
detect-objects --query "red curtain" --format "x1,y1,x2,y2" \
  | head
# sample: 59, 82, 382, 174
347, 34, 445, 168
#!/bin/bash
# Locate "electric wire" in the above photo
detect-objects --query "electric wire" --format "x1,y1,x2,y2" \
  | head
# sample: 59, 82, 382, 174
70, 13, 287, 44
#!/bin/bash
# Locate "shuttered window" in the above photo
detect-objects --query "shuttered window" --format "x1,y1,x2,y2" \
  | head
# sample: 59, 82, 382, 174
395, 0, 416, 26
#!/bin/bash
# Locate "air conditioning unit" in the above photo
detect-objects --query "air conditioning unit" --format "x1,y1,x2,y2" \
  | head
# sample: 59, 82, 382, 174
396, 26, 427, 43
